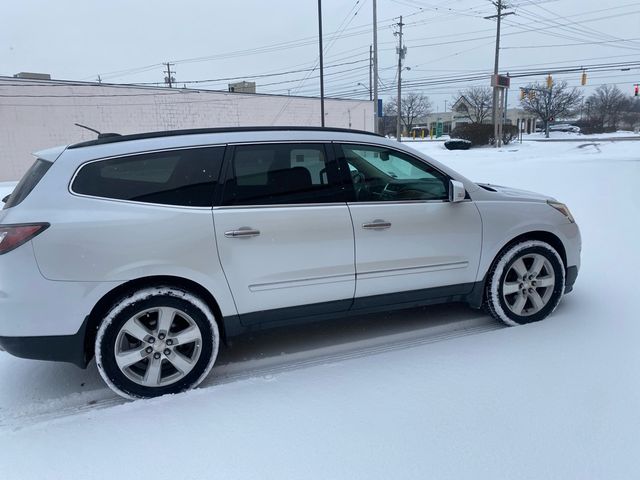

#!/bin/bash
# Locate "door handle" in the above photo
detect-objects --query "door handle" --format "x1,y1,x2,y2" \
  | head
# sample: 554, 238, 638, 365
224, 227, 261, 238
362, 220, 392, 230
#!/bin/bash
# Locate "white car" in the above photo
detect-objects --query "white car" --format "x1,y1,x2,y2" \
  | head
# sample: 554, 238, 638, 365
0, 127, 580, 399
548, 124, 581, 133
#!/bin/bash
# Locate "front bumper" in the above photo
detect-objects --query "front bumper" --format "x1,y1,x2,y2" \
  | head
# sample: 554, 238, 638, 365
565, 265, 579, 294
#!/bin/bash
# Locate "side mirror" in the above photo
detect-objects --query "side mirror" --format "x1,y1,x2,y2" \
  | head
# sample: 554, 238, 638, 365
449, 180, 466, 203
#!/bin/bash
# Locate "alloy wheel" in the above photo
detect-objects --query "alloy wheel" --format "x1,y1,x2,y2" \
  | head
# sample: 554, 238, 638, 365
501, 253, 556, 317
114, 306, 203, 387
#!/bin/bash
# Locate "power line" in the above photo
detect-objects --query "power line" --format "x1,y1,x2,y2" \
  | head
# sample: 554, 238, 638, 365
502, 37, 640, 50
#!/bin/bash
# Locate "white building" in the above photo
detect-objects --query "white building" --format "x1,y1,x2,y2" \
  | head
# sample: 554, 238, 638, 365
414, 96, 538, 137
0, 76, 374, 181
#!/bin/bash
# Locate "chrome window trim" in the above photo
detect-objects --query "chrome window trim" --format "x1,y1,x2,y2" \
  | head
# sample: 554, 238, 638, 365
67, 139, 463, 209
213, 202, 348, 210
212, 198, 471, 210
68, 144, 226, 209
347, 199, 449, 205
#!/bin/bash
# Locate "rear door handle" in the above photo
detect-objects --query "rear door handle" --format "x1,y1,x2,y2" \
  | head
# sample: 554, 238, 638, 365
224, 227, 261, 238
362, 220, 392, 230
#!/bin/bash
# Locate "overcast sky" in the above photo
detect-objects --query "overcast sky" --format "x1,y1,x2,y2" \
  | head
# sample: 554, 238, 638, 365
2, 0, 639, 110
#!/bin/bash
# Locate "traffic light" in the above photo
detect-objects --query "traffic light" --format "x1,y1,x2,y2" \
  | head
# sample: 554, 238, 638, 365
546, 74, 553, 89
581, 72, 587, 86
635, 84, 639, 97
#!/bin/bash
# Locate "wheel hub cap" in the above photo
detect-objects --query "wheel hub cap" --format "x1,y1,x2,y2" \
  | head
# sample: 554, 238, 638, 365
502, 253, 556, 317
114, 306, 203, 387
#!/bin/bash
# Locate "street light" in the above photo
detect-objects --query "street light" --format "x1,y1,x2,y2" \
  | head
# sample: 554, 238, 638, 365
357, 82, 371, 100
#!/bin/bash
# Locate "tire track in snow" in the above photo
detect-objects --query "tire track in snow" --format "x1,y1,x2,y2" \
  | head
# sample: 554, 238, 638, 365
0, 316, 502, 431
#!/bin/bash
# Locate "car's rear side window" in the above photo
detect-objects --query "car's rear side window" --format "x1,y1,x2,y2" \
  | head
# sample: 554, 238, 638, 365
3, 158, 52, 209
222, 143, 345, 205
72, 147, 225, 207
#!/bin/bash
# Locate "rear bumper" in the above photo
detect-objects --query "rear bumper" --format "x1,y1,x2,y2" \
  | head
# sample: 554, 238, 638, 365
0, 243, 117, 337
0, 319, 89, 368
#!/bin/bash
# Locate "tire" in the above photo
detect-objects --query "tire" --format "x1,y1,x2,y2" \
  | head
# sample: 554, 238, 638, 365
95, 286, 220, 399
485, 240, 565, 326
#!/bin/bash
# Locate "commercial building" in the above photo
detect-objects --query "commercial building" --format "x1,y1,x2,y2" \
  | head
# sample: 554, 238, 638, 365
407, 96, 538, 137
0, 76, 373, 181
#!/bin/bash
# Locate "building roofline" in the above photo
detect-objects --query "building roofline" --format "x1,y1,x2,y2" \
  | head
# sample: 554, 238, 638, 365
0, 75, 369, 103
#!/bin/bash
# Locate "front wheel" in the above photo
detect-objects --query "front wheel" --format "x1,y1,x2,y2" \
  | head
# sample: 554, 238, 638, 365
485, 240, 565, 326
95, 287, 220, 399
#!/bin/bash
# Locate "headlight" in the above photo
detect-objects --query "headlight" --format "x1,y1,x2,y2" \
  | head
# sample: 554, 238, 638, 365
547, 200, 575, 223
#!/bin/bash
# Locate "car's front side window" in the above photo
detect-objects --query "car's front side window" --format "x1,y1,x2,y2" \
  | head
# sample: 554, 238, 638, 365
72, 146, 225, 207
222, 143, 344, 206
338, 144, 449, 202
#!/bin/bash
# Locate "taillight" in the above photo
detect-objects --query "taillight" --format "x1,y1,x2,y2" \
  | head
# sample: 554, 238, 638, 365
0, 223, 49, 255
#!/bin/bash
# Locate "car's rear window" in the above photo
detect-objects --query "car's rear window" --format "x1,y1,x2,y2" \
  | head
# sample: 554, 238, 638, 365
3, 159, 52, 209
71, 147, 225, 207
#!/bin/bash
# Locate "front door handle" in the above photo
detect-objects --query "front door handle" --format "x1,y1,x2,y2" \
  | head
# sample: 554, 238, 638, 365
224, 227, 261, 238
362, 220, 392, 230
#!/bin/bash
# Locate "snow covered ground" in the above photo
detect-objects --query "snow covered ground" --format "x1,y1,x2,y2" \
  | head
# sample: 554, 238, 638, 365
402, 129, 640, 143
0, 139, 639, 479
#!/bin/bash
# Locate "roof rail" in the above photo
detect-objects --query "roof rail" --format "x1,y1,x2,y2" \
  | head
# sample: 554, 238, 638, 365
68, 126, 381, 149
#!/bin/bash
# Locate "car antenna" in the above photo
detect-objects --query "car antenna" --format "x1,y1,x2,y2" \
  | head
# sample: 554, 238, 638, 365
74, 123, 121, 139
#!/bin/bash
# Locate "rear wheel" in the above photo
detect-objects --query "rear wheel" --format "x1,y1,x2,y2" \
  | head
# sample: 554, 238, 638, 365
95, 287, 219, 399
486, 240, 565, 326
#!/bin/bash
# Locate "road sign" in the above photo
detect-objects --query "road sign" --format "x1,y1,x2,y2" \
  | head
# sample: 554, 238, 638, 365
491, 74, 510, 88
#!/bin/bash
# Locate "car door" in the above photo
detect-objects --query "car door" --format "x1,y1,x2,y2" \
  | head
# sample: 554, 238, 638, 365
335, 143, 482, 308
212, 142, 355, 325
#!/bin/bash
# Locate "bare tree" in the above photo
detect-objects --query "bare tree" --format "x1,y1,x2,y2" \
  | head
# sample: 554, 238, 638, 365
382, 101, 398, 137
621, 96, 640, 131
585, 84, 628, 131
520, 81, 583, 137
386, 92, 432, 136
454, 87, 492, 124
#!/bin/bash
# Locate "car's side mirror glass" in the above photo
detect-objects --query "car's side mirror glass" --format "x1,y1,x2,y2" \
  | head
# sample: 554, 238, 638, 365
449, 180, 466, 202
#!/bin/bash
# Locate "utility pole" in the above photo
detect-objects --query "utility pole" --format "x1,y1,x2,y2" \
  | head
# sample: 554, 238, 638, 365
164, 62, 175, 88
368, 45, 373, 101
372, 0, 379, 133
485, 1, 514, 147
503, 72, 510, 125
317, 0, 325, 127
395, 16, 405, 142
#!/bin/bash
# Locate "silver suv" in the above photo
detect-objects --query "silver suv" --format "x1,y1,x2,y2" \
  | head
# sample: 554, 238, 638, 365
0, 127, 580, 398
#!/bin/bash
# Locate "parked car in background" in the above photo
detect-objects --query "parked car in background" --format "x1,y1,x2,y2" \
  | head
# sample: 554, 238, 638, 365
549, 124, 580, 133
0, 127, 581, 399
